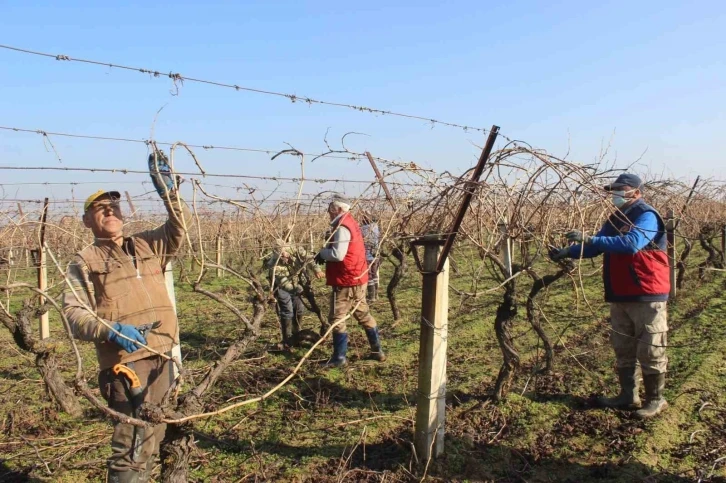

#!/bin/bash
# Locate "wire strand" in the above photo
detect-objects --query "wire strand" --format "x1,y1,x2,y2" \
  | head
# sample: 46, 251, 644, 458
0, 44, 496, 136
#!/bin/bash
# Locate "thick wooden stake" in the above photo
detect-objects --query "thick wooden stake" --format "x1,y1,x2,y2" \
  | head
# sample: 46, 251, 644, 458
721, 224, 726, 266
38, 198, 50, 339
164, 262, 182, 381
17, 202, 24, 219
215, 236, 223, 278
414, 238, 449, 461
125, 191, 136, 217
437, 126, 500, 271
666, 209, 676, 299
365, 152, 397, 211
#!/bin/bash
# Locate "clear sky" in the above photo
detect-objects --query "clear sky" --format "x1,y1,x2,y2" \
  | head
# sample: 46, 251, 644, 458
1, 0, 724, 208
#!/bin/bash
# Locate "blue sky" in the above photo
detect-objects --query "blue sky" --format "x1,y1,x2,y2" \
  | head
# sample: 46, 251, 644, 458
1, 0, 724, 207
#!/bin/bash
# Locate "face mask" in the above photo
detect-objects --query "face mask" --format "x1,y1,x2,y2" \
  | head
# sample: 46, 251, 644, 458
611, 190, 629, 208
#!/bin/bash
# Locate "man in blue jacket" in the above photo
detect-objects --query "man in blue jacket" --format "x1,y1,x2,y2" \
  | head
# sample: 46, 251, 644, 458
552, 173, 670, 419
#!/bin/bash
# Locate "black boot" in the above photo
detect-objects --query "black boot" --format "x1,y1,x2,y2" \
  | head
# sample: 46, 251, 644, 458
595, 367, 641, 409
364, 327, 386, 362
367, 284, 375, 302
290, 314, 302, 347
320, 332, 348, 368
635, 373, 668, 419
373, 283, 379, 301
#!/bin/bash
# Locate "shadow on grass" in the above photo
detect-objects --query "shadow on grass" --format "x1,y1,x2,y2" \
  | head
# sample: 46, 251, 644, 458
201, 426, 699, 483
430, 437, 700, 483
291, 376, 411, 413
0, 463, 32, 483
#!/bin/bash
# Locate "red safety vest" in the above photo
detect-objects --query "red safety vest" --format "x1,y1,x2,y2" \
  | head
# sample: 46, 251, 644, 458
326, 213, 369, 287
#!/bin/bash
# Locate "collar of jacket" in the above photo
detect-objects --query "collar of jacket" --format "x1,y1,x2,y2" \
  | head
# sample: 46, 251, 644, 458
93, 237, 124, 247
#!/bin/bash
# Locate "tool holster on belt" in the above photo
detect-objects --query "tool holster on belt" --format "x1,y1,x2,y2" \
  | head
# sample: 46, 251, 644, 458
111, 321, 161, 461
112, 362, 145, 461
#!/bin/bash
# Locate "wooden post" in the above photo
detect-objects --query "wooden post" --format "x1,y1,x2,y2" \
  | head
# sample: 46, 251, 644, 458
365, 152, 397, 211
666, 209, 676, 299
215, 235, 223, 278
17, 202, 24, 219
409, 125, 499, 462
721, 224, 726, 266
437, 126, 500, 271
498, 218, 512, 277
414, 237, 449, 461
125, 191, 136, 218
38, 198, 50, 339
164, 262, 182, 381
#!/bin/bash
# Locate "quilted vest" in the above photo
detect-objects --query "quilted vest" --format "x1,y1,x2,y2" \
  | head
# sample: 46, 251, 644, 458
325, 213, 369, 287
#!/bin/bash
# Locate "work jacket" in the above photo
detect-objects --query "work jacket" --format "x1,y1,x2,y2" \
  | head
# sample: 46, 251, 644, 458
62, 193, 191, 370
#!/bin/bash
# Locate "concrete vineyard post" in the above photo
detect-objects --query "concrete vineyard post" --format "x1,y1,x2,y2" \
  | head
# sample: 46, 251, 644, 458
414, 238, 449, 461
38, 198, 50, 339
216, 235, 223, 278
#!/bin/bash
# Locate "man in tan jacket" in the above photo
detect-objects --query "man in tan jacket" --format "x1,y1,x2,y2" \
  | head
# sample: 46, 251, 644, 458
62, 150, 191, 483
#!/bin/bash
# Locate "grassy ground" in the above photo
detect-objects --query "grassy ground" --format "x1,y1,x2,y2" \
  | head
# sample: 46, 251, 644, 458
1, 251, 725, 482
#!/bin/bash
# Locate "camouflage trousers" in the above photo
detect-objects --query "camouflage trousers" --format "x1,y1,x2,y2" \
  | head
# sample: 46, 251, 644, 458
99, 356, 172, 473
329, 284, 377, 334
609, 301, 668, 375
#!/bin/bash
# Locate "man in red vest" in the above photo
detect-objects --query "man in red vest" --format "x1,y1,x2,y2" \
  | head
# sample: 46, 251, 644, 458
314, 195, 386, 367
551, 173, 669, 419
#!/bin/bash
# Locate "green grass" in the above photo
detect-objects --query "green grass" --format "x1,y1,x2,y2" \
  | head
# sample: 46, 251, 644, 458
1, 251, 725, 482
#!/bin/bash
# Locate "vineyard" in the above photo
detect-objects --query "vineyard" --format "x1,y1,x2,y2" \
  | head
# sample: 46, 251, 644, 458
1, 39, 726, 483
0, 136, 725, 483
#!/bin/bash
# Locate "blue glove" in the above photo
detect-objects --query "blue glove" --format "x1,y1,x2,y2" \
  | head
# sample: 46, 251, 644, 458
107, 322, 147, 353
148, 150, 176, 197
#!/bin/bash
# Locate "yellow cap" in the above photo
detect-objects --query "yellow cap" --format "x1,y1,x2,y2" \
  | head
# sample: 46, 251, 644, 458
84, 190, 121, 212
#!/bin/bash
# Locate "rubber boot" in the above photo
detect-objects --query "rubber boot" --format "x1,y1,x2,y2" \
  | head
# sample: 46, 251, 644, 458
291, 314, 302, 347
373, 283, 379, 302
635, 373, 668, 419
278, 318, 293, 350
107, 469, 140, 483
138, 457, 155, 483
137, 468, 150, 483
367, 285, 375, 302
595, 367, 641, 409
320, 332, 348, 368
364, 327, 387, 362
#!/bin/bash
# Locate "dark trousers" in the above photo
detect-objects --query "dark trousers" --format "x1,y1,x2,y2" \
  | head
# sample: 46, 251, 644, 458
276, 288, 305, 321
98, 356, 171, 473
